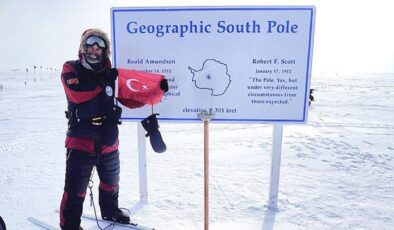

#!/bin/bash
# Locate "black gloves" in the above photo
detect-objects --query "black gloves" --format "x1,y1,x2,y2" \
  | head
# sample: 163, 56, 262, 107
160, 79, 169, 92
107, 68, 118, 82
96, 68, 118, 86
141, 113, 166, 153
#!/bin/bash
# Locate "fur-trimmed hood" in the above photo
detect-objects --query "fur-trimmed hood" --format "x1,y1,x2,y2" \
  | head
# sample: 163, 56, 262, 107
78, 28, 111, 59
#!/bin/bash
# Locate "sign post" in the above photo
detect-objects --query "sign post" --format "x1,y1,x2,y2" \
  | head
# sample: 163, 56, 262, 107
111, 5, 315, 221
112, 6, 315, 123
268, 124, 284, 210
132, 123, 148, 214
197, 111, 215, 230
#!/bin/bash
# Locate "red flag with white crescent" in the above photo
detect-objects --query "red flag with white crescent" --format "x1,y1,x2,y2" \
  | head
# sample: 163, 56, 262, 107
117, 68, 165, 108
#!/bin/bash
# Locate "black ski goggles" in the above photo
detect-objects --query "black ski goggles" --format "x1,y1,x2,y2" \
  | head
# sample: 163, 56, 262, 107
86, 36, 106, 49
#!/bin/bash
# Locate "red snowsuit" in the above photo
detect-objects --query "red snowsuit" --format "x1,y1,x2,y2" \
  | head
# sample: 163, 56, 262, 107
59, 57, 123, 229
59, 28, 165, 230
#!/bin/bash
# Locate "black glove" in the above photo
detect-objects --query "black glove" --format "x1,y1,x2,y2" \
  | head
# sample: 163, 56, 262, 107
141, 113, 166, 153
107, 68, 118, 82
96, 68, 118, 86
160, 79, 169, 92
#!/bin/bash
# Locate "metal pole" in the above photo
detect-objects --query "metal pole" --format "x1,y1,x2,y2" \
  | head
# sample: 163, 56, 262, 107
268, 124, 284, 210
198, 111, 215, 230
25, 68, 28, 85
128, 123, 149, 216
137, 123, 148, 204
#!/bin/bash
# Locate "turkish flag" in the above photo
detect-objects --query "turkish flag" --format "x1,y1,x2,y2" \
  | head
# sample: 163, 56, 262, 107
117, 68, 165, 109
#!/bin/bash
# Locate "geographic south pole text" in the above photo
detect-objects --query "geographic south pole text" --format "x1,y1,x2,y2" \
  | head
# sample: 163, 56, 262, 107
126, 20, 299, 37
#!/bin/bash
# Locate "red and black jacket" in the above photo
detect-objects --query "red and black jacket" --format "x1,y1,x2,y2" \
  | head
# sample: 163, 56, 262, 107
61, 60, 121, 154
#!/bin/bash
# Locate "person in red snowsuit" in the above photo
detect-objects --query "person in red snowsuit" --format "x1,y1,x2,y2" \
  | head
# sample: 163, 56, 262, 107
59, 28, 128, 230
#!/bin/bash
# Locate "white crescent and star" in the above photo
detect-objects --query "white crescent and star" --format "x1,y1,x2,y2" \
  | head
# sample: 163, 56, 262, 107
126, 79, 148, 92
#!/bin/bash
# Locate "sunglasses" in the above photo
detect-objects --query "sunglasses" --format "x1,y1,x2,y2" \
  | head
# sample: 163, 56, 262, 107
86, 36, 106, 49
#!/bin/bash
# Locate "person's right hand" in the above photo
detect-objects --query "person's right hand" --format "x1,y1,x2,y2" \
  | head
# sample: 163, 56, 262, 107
106, 68, 118, 82
96, 68, 118, 86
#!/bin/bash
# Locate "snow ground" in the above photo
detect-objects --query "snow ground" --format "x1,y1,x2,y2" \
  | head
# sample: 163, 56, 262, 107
0, 72, 393, 230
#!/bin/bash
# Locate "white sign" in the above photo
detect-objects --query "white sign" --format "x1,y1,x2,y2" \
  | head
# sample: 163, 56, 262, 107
111, 6, 315, 123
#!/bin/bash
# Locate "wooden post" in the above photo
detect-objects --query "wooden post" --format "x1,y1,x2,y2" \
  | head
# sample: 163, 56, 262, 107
204, 119, 209, 230
198, 111, 215, 230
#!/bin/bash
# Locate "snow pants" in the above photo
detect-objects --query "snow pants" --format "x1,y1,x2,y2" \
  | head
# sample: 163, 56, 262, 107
59, 149, 120, 230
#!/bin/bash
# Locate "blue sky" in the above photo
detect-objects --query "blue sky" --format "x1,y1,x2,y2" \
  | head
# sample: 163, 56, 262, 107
1, 0, 393, 74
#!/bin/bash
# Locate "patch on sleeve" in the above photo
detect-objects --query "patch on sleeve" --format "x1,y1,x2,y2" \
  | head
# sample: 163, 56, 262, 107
66, 78, 79, 85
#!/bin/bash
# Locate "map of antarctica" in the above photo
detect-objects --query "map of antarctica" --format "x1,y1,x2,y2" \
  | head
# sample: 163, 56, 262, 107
188, 59, 232, 96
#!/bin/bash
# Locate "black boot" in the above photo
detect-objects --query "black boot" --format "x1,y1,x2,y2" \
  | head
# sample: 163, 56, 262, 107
60, 224, 84, 230
0, 215, 6, 230
102, 208, 130, 224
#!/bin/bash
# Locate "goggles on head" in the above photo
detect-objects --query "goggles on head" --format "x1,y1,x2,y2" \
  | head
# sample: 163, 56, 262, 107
86, 36, 106, 49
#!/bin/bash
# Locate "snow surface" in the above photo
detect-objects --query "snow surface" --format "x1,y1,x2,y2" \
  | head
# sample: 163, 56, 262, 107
0, 72, 393, 230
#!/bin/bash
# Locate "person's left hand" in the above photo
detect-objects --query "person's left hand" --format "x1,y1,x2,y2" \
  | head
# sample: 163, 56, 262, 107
160, 79, 169, 92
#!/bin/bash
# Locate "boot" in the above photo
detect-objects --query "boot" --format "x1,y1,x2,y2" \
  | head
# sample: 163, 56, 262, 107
0, 216, 6, 230
102, 208, 130, 224
60, 225, 84, 230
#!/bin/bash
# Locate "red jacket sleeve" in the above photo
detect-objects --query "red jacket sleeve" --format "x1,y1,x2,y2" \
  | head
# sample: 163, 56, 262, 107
61, 62, 102, 104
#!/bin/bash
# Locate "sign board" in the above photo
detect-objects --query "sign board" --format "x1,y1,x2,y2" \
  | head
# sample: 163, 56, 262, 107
111, 6, 315, 123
